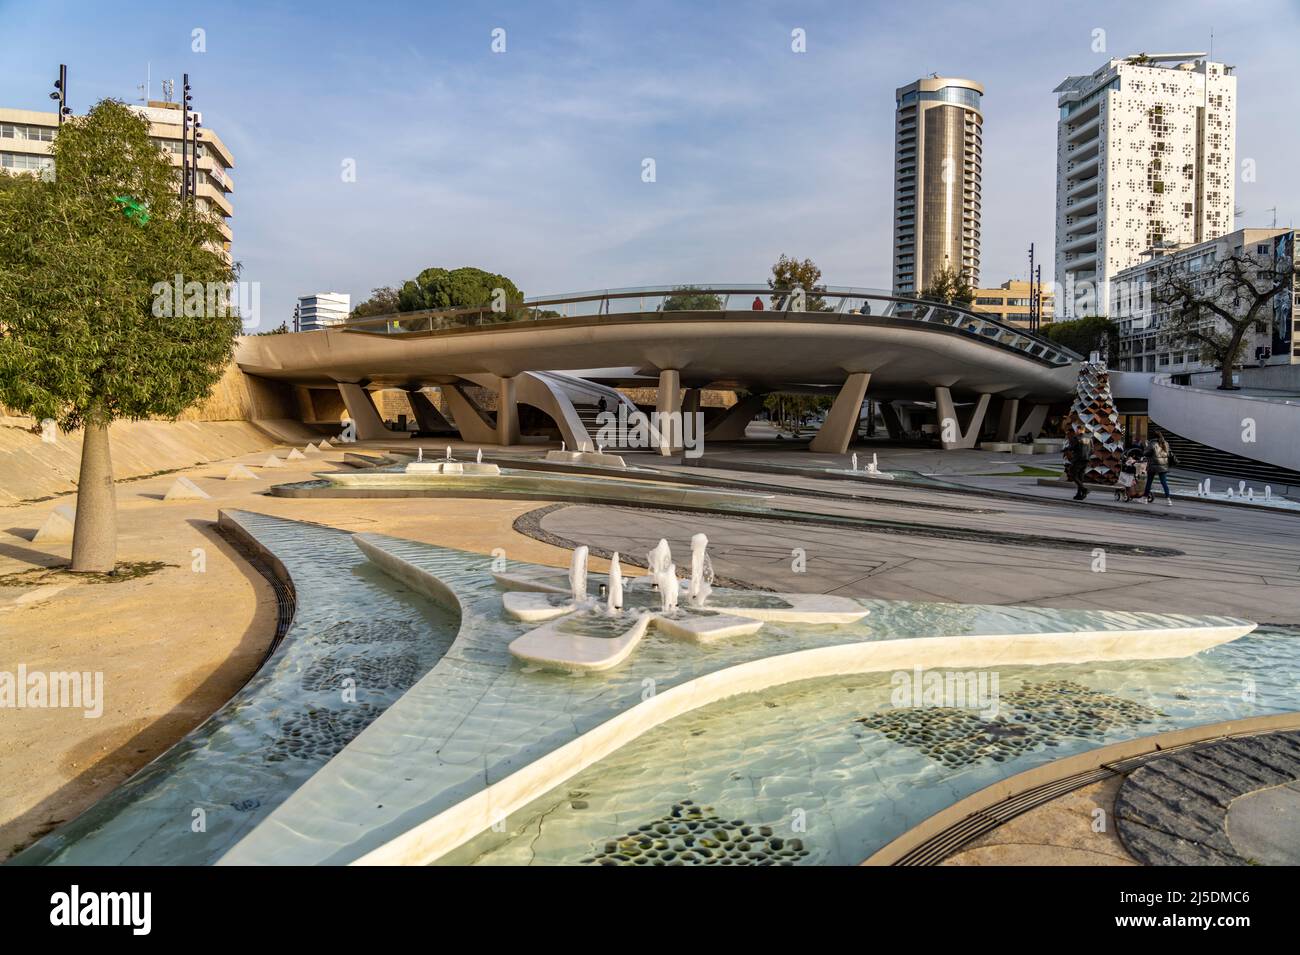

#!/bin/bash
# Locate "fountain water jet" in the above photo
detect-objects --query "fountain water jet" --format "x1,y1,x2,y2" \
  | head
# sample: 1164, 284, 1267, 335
608, 552, 624, 612
570, 545, 589, 603
688, 533, 712, 607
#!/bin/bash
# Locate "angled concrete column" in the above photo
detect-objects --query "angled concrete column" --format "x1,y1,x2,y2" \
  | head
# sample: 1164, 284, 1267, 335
337, 383, 388, 441
407, 390, 452, 432
934, 387, 991, 450
442, 383, 498, 445
996, 397, 1021, 442
809, 372, 871, 454
880, 402, 904, 440
704, 392, 768, 441
656, 369, 682, 455
496, 376, 520, 447
1017, 403, 1048, 440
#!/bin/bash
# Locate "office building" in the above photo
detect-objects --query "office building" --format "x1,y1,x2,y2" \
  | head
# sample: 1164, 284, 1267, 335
972, 279, 1055, 328
1112, 227, 1297, 373
295, 293, 352, 331
0, 100, 235, 254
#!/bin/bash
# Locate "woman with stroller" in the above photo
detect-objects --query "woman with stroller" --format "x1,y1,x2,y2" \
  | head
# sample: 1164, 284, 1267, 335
1115, 444, 1147, 502
1143, 432, 1178, 505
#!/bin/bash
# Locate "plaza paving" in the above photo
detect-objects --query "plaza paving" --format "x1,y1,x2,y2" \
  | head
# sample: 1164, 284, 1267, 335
2, 435, 1298, 863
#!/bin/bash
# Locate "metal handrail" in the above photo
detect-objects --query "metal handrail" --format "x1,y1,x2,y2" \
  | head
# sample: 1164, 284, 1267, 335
339, 284, 1082, 366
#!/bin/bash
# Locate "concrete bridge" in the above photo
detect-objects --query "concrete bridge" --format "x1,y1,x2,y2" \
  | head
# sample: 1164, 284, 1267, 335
235, 285, 1082, 454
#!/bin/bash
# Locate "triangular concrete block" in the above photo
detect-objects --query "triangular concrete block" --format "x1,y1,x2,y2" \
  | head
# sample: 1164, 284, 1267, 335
259, 454, 285, 468
303, 443, 321, 455
164, 476, 211, 501
286, 448, 307, 461
317, 439, 333, 450
226, 464, 260, 481
33, 504, 77, 542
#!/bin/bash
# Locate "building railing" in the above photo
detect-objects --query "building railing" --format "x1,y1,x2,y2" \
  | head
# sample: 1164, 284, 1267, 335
340, 284, 1083, 366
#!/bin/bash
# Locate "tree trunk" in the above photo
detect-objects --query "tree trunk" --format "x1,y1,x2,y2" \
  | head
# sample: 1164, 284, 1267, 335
70, 410, 117, 573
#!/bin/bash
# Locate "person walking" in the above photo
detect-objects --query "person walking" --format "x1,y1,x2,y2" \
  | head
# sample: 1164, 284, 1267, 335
1064, 430, 1089, 501
1143, 432, 1178, 505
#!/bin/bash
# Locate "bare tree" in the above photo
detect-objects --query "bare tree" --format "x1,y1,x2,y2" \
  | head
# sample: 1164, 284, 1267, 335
1152, 243, 1295, 390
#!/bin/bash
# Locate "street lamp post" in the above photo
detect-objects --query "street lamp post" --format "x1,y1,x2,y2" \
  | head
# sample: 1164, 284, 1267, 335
180, 74, 192, 200
50, 64, 69, 125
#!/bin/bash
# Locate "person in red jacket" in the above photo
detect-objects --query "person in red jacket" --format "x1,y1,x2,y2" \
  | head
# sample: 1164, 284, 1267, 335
751, 296, 764, 310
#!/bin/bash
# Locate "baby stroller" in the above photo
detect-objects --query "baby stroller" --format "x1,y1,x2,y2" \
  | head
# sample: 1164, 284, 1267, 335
1115, 451, 1146, 502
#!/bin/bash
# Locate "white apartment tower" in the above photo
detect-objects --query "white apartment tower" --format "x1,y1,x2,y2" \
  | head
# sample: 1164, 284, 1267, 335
892, 76, 984, 296
1054, 53, 1236, 318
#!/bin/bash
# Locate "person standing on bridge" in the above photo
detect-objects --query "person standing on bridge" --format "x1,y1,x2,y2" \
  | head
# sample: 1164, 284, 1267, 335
751, 296, 764, 310
1143, 433, 1178, 506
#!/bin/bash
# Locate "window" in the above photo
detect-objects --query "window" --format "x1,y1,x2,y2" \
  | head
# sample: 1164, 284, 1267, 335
0, 151, 54, 173
0, 123, 56, 142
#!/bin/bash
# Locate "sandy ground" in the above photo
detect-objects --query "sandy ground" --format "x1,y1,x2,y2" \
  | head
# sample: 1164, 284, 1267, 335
0, 441, 578, 861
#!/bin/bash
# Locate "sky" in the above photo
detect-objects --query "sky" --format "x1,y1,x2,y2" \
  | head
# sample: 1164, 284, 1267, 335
2, 0, 1297, 329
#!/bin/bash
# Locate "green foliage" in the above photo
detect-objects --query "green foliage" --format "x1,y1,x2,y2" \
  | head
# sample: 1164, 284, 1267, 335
398, 267, 522, 315
918, 265, 975, 307
1043, 315, 1118, 357
662, 286, 723, 311
763, 392, 832, 434
0, 99, 237, 430
349, 285, 401, 319
768, 254, 830, 310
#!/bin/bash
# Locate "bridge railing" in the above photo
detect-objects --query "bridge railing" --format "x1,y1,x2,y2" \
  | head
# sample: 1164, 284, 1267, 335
340, 284, 1081, 366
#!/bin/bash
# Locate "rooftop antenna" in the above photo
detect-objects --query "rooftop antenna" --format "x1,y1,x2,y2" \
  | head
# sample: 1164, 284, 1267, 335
162, 78, 175, 103
136, 61, 151, 103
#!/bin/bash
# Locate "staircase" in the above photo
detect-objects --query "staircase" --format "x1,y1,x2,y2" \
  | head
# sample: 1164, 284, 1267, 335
574, 404, 648, 452
1153, 421, 1300, 490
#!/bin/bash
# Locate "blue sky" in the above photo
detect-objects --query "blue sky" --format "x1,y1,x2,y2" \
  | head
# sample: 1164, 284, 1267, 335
2, 0, 1297, 329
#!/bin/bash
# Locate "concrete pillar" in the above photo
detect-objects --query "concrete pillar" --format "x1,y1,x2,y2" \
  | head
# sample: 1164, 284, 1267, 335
880, 402, 904, 440
407, 390, 452, 432
1017, 403, 1048, 440
442, 383, 498, 445
656, 369, 682, 455
934, 387, 991, 450
809, 372, 871, 454
497, 375, 520, 447
337, 383, 389, 441
704, 392, 768, 441
996, 397, 1021, 442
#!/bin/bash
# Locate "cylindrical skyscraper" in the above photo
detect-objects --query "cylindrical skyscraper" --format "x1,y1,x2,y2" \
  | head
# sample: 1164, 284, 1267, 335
892, 76, 983, 296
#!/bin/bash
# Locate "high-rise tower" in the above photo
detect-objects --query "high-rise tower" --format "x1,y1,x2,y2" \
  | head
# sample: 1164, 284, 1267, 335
892, 76, 984, 296
1053, 53, 1236, 318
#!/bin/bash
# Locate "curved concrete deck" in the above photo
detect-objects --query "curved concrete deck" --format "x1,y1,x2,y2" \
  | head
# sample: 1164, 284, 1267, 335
236, 310, 1078, 403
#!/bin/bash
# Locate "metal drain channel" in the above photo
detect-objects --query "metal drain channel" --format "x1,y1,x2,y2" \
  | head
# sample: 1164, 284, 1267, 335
889, 734, 1247, 865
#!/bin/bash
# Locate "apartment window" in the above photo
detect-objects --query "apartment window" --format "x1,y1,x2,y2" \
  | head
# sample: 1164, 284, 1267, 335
0, 123, 56, 142
975, 297, 1004, 306
0, 151, 54, 173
